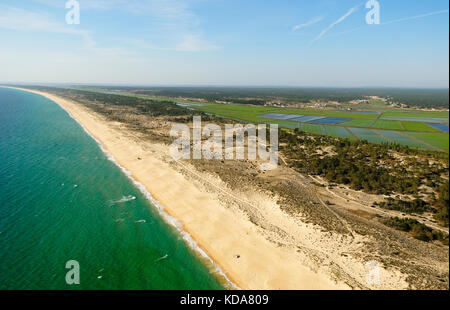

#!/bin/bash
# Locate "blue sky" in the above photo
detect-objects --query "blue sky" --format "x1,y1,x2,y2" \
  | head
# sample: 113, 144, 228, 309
0, 0, 448, 87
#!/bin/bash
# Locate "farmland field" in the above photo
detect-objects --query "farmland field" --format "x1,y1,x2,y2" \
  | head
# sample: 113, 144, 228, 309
310, 117, 352, 124
347, 128, 389, 144
426, 123, 449, 133
192, 103, 449, 152
381, 111, 449, 118
374, 130, 434, 149
324, 126, 357, 140
371, 120, 404, 130
401, 121, 440, 132
73, 89, 448, 153
405, 132, 450, 152
299, 123, 327, 135
342, 119, 377, 127
380, 116, 449, 123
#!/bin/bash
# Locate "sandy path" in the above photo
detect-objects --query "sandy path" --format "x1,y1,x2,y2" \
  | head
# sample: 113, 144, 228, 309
310, 175, 448, 234
4, 86, 350, 290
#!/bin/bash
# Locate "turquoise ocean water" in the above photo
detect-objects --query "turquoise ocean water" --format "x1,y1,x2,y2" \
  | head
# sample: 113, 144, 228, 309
0, 87, 224, 289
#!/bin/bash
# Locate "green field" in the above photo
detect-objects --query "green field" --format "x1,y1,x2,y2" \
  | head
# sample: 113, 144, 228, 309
324, 126, 357, 140
371, 120, 404, 130
406, 132, 450, 152
348, 128, 389, 144
382, 111, 449, 118
342, 119, 377, 127
401, 121, 440, 132
374, 130, 434, 149
300, 123, 327, 135
380, 115, 449, 123
190, 102, 449, 152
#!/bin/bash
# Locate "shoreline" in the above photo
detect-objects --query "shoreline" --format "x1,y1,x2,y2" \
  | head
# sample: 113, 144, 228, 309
2, 86, 350, 290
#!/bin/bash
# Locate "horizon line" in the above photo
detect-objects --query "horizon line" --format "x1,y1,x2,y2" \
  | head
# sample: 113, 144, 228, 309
1, 83, 449, 90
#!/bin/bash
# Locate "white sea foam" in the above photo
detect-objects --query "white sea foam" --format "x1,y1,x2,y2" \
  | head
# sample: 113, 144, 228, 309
109, 195, 136, 205
154, 254, 168, 262
60, 105, 239, 290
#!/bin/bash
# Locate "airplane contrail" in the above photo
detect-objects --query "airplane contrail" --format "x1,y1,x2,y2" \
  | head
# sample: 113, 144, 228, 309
381, 9, 449, 25
310, 5, 360, 44
292, 16, 323, 32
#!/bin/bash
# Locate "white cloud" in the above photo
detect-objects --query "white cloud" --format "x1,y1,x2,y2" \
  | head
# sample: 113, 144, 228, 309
30, 0, 216, 52
32, 0, 131, 10
0, 5, 134, 58
174, 34, 221, 52
292, 17, 323, 32
311, 5, 359, 44
119, 34, 221, 52
0, 5, 85, 35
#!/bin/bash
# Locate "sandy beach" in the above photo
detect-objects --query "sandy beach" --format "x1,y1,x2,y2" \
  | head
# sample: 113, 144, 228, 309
2, 86, 358, 290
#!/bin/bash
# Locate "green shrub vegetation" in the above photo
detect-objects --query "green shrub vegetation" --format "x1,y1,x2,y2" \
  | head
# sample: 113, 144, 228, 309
373, 198, 431, 214
383, 217, 448, 244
